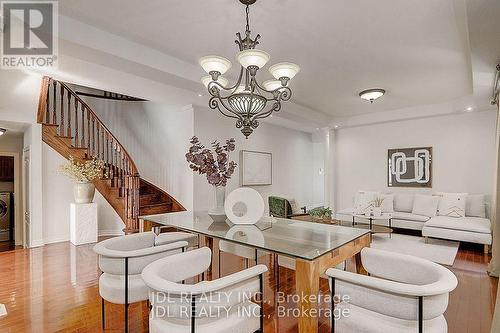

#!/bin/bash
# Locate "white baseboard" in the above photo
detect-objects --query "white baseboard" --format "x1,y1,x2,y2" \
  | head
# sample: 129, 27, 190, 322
44, 236, 70, 245
98, 229, 124, 237
29, 239, 44, 248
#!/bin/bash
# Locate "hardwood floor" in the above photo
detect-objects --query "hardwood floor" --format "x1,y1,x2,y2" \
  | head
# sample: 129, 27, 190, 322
0, 237, 496, 332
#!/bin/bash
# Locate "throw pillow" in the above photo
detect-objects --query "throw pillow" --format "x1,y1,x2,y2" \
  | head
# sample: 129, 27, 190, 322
393, 193, 414, 213
412, 194, 439, 217
288, 199, 302, 215
436, 192, 467, 218
380, 194, 394, 213
465, 194, 486, 218
354, 191, 378, 214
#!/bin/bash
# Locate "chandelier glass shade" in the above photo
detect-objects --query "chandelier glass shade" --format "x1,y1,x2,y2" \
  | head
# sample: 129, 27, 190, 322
199, 0, 300, 138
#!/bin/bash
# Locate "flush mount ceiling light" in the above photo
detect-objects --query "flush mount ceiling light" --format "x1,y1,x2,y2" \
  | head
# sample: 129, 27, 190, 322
199, 0, 300, 138
359, 88, 386, 103
0, 128, 5, 136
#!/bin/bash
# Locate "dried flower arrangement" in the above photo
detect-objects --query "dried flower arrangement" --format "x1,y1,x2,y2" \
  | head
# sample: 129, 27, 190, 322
185, 136, 237, 187
372, 196, 385, 208
59, 156, 106, 182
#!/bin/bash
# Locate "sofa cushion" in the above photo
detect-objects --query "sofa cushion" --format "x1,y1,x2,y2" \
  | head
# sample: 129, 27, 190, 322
393, 193, 414, 213
381, 194, 394, 213
391, 212, 430, 222
424, 216, 491, 234
412, 195, 439, 217
466, 194, 486, 218
436, 193, 467, 218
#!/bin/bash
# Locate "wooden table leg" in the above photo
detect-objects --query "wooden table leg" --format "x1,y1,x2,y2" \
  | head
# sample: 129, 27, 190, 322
354, 233, 371, 275
354, 252, 368, 275
295, 259, 320, 333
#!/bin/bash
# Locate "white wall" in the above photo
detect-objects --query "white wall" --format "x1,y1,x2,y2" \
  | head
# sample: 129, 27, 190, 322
193, 106, 320, 213
85, 99, 195, 211
334, 111, 498, 211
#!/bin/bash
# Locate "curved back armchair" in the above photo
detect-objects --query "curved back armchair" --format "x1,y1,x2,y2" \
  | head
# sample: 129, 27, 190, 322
326, 248, 458, 333
142, 247, 268, 333
93, 232, 188, 332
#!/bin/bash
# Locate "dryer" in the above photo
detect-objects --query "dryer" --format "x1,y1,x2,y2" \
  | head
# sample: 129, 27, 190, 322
0, 193, 11, 241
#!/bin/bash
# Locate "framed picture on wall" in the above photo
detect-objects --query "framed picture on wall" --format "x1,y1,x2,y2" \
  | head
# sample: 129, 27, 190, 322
388, 147, 432, 187
240, 150, 272, 186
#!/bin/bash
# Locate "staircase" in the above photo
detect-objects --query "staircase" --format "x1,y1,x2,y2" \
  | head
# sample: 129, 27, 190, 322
37, 77, 185, 233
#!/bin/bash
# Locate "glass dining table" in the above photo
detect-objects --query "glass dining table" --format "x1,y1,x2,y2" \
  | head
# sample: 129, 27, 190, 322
140, 211, 371, 333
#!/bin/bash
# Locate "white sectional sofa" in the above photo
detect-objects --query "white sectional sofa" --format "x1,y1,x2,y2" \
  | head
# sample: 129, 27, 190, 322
337, 191, 492, 253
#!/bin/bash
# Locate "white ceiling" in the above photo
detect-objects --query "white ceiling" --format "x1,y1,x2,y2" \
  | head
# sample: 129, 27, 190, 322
58, 0, 481, 117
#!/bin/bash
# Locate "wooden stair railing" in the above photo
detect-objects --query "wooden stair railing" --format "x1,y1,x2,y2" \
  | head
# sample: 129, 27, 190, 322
37, 76, 185, 233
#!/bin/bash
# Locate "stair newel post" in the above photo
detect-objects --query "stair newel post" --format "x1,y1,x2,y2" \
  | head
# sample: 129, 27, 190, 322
52, 80, 57, 124
74, 100, 79, 147
60, 85, 65, 136
67, 93, 71, 141
124, 173, 140, 234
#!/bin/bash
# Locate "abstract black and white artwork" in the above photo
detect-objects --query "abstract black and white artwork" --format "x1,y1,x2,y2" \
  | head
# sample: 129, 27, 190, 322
388, 147, 432, 187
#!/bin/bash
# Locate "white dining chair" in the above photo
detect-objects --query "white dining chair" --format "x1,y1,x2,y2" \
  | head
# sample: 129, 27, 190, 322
326, 248, 458, 333
93, 232, 188, 332
142, 246, 268, 333
155, 231, 199, 248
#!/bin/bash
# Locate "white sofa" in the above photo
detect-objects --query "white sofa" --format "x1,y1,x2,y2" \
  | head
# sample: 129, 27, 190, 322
337, 192, 492, 252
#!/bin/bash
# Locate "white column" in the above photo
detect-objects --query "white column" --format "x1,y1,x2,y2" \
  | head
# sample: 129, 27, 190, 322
323, 127, 336, 211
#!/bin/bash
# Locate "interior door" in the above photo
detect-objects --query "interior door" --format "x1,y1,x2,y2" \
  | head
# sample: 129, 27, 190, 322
23, 148, 30, 248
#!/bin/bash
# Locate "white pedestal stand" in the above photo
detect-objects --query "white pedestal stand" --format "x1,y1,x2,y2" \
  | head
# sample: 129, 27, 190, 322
70, 203, 98, 245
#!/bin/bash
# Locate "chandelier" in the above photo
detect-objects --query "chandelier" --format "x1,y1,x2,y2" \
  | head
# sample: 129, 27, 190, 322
199, 0, 300, 138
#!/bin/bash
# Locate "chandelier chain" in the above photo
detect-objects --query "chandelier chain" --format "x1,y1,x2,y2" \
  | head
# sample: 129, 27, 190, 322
245, 5, 250, 33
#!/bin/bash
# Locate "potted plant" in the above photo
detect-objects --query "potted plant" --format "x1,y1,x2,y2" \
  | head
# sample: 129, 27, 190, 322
308, 206, 333, 222
186, 136, 236, 222
59, 156, 105, 203
370, 196, 384, 217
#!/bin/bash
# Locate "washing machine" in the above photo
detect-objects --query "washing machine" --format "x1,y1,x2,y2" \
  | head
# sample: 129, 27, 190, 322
0, 193, 11, 242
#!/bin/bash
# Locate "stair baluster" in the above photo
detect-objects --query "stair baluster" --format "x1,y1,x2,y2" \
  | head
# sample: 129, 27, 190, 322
74, 100, 79, 147
67, 93, 71, 141
52, 80, 57, 124
60, 85, 65, 136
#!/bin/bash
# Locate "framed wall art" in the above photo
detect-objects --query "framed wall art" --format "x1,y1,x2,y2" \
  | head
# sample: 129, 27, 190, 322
388, 147, 432, 187
240, 150, 272, 186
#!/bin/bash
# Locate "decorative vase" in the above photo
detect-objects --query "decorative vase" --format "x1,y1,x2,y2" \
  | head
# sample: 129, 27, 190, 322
208, 186, 227, 222
73, 181, 96, 204
224, 187, 264, 225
